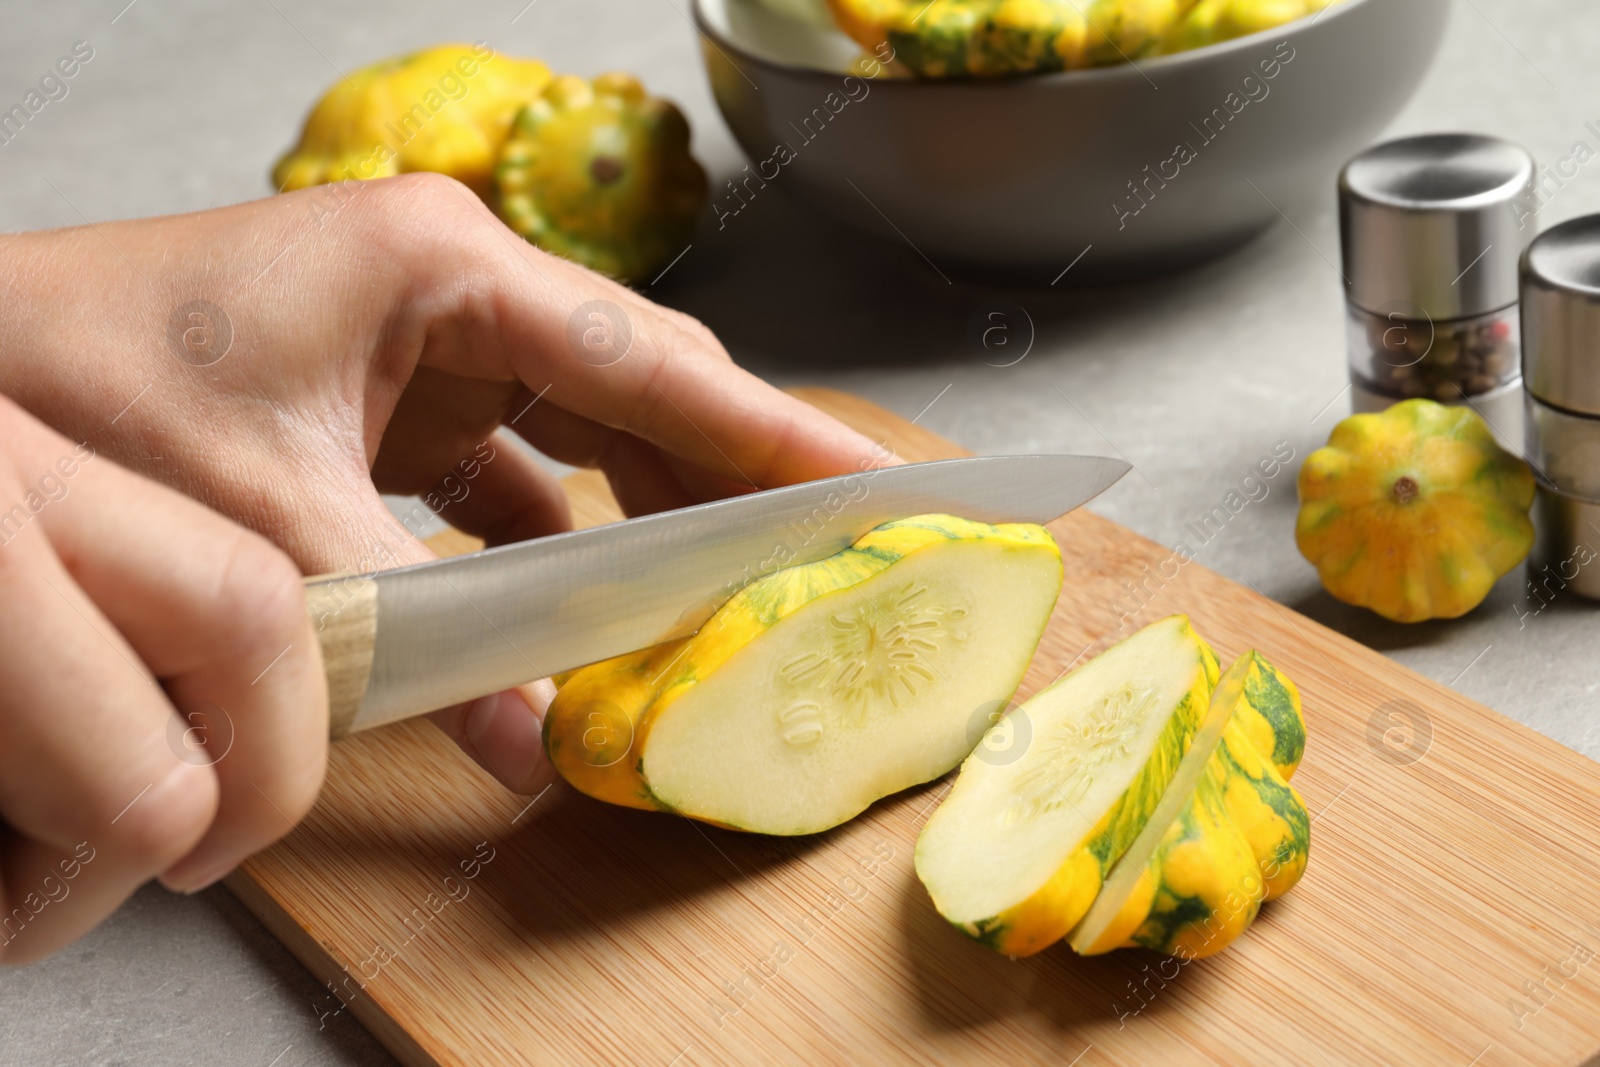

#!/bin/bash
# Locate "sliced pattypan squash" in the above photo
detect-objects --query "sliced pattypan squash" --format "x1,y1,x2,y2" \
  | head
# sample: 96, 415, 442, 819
914, 615, 1219, 957
544, 515, 1063, 835
918, 629, 1311, 960
1232, 649, 1305, 780
1071, 651, 1310, 959
494, 72, 708, 283
1296, 399, 1535, 623
272, 44, 553, 199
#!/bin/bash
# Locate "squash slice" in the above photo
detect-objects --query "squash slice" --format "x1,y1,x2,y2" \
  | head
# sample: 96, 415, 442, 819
1071, 651, 1311, 958
914, 615, 1216, 957
544, 515, 1063, 835
1068, 653, 1250, 955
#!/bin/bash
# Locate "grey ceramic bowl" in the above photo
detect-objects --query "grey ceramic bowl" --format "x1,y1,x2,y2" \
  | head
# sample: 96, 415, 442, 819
694, 0, 1449, 280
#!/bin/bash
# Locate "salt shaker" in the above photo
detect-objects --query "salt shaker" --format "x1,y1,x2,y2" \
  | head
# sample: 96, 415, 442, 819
1522, 215, 1600, 601
1338, 133, 1535, 453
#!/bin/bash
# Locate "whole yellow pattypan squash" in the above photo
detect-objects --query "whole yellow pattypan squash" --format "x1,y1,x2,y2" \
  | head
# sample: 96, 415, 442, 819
494, 72, 708, 283
272, 43, 553, 199
1296, 399, 1535, 623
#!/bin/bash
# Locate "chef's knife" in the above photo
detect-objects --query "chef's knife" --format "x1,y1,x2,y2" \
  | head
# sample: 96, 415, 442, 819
303, 454, 1129, 736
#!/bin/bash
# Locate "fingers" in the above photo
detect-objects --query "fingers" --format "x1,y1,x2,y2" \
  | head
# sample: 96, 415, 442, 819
507, 392, 759, 517
428, 433, 573, 548
368, 180, 891, 491
0, 834, 126, 966
428, 681, 559, 795
371, 366, 523, 495
595, 436, 702, 516
0, 475, 215, 962
317, 401, 570, 789
514, 271, 887, 488
13, 418, 326, 899
505, 402, 695, 515
365, 411, 571, 789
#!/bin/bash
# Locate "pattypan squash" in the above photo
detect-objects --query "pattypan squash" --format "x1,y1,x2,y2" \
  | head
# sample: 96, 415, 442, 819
494, 72, 708, 283
1297, 399, 1535, 623
272, 43, 553, 199
1159, 0, 1339, 53
917, 616, 1219, 957
827, 0, 1188, 77
544, 515, 1062, 834
824, 0, 1342, 76
1072, 650, 1310, 959
919, 623, 1313, 960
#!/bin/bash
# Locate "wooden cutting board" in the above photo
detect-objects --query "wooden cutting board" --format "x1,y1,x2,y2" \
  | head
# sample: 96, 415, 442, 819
230, 389, 1600, 1066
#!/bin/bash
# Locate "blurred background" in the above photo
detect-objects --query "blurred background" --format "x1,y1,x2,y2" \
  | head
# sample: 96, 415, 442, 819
0, 1, 1596, 1063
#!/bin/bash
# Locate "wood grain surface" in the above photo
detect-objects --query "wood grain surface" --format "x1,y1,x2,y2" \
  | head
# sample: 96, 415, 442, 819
229, 389, 1600, 1067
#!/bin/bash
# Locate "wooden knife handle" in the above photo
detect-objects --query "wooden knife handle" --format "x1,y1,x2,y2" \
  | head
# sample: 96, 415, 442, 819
303, 574, 378, 738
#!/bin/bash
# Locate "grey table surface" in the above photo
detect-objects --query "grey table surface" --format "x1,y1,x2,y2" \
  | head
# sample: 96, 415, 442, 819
1, 1, 1596, 1064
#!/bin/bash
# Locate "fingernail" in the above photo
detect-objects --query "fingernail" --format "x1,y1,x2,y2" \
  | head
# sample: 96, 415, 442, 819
158, 859, 235, 895
465, 690, 551, 793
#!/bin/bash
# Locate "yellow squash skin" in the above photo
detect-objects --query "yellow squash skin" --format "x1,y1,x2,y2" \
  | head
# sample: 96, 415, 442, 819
1217, 710, 1309, 903
1083, 652, 1310, 958
825, 0, 1337, 76
1117, 717, 1310, 958
1157, 0, 1338, 54
541, 637, 688, 811
495, 73, 707, 283
272, 44, 553, 199
1233, 650, 1305, 780
543, 515, 1060, 822
1133, 753, 1262, 959
959, 622, 1219, 957
826, 0, 1195, 78
1296, 399, 1535, 623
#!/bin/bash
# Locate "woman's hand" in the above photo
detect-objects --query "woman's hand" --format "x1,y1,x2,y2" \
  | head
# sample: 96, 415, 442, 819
0, 397, 325, 962
0, 173, 887, 799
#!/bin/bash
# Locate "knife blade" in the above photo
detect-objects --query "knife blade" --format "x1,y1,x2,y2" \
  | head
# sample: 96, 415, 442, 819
304, 454, 1128, 735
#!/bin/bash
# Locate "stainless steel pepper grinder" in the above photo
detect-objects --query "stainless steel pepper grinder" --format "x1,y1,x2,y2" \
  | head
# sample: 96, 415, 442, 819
1339, 133, 1535, 453
1523, 215, 1600, 601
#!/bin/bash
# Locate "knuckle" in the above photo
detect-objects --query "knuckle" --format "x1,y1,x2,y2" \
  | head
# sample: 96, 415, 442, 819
666, 309, 725, 357
102, 761, 219, 870
618, 336, 678, 439
374, 171, 493, 228
207, 530, 309, 655
393, 168, 473, 200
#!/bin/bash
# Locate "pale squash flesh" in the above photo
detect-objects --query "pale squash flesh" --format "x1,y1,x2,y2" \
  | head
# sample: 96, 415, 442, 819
544, 515, 1063, 835
644, 536, 1061, 832
913, 615, 1215, 956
